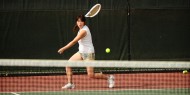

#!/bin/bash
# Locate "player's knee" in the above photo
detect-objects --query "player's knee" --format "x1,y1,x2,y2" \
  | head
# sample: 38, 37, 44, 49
88, 73, 95, 78
66, 72, 72, 76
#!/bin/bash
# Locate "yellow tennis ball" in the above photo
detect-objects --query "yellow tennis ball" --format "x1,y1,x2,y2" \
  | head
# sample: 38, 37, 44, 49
183, 70, 188, 74
105, 48, 110, 53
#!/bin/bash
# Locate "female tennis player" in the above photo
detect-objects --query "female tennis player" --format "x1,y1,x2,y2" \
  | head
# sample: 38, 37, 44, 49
58, 15, 114, 89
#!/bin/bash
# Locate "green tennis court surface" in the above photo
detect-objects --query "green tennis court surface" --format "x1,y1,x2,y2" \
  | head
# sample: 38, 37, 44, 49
1, 88, 190, 95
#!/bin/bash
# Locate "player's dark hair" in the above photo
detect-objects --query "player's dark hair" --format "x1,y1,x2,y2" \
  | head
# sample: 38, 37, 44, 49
73, 15, 86, 33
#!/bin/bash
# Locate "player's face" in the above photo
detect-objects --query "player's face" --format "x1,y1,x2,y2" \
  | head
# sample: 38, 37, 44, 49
77, 19, 85, 29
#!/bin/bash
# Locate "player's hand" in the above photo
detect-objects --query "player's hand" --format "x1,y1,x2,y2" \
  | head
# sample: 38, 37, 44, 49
58, 48, 65, 54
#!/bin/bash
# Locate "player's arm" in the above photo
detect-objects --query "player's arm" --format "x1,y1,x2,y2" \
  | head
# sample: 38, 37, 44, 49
58, 30, 86, 54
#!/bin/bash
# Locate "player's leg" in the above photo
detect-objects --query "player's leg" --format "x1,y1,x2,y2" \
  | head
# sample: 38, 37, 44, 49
81, 53, 107, 79
85, 53, 115, 88
86, 67, 115, 88
67, 52, 82, 83
82, 53, 115, 88
86, 67, 107, 79
62, 52, 82, 89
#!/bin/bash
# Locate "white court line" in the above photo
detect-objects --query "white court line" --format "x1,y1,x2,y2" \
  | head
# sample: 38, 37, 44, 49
11, 92, 20, 95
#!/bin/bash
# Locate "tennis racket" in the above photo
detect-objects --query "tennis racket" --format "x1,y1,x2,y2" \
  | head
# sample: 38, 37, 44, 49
85, 4, 101, 18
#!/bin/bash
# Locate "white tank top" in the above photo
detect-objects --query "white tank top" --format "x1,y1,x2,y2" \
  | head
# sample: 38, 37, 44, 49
78, 25, 95, 53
